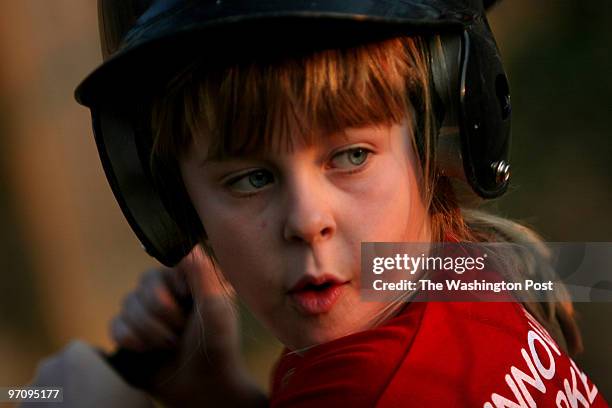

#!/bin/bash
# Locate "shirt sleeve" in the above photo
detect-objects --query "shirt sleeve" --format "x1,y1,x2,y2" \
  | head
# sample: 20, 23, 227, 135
21, 340, 155, 408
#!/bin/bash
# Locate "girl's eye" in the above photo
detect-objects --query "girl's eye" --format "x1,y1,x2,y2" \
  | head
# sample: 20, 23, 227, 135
228, 169, 274, 193
330, 147, 371, 169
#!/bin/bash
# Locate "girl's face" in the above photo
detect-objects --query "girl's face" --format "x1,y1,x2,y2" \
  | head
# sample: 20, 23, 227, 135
180, 120, 430, 350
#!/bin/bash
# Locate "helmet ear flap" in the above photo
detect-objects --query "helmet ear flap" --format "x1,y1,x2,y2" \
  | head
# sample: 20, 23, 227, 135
149, 151, 206, 254
428, 23, 512, 199
92, 98, 200, 266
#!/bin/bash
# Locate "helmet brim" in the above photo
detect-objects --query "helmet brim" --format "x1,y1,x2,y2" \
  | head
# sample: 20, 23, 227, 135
75, 1, 474, 106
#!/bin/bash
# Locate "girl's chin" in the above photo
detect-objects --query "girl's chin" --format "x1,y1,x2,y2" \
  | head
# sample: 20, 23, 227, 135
275, 290, 384, 349
281, 314, 365, 350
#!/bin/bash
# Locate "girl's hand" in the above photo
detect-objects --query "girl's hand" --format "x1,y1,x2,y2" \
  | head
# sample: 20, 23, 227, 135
109, 246, 266, 408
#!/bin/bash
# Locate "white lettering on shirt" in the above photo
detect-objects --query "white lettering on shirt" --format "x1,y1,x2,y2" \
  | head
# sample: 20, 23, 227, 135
483, 308, 598, 408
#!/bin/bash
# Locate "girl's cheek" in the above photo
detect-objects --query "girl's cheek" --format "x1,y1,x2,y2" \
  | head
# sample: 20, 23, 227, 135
358, 164, 410, 206
204, 210, 273, 275
351, 163, 418, 240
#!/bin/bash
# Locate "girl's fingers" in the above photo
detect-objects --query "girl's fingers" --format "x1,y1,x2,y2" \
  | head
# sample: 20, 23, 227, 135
121, 292, 179, 350
139, 268, 190, 332
160, 266, 190, 300
110, 315, 148, 352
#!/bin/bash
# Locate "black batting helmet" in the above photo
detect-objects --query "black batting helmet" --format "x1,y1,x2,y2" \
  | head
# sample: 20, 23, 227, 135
75, 0, 511, 266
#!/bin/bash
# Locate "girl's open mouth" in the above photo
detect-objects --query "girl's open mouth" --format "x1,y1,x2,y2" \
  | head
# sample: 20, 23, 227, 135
288, 277, 349, 315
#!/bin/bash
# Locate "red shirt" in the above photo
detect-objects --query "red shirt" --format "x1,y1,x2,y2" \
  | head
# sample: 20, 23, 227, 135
270, 302, 608, 407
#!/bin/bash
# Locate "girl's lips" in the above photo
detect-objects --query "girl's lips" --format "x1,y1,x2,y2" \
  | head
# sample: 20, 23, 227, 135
288, 281, 348, 315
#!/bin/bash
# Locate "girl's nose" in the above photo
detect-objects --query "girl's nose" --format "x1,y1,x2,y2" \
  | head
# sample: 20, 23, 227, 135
282, 175, 336, 245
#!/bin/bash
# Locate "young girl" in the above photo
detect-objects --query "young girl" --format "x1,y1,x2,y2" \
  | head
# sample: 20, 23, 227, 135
30, 0, 608, 407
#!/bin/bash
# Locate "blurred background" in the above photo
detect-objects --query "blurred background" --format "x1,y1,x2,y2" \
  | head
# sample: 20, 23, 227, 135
0, 0, 610, 403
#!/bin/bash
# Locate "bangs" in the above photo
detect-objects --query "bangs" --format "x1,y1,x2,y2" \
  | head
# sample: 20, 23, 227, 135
152, 36, 429, 161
